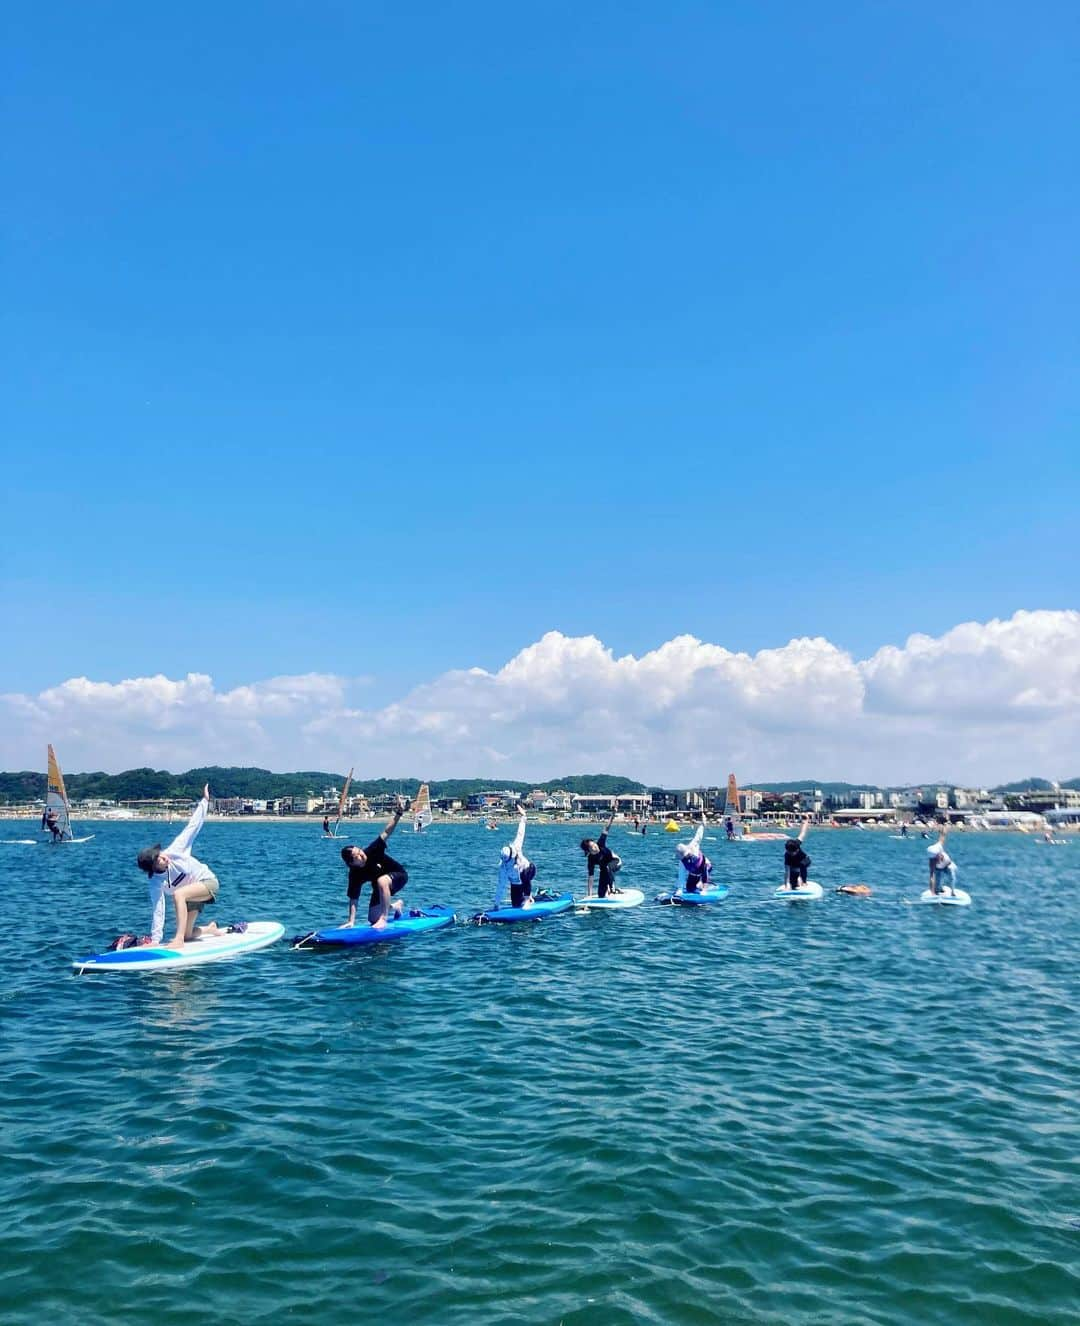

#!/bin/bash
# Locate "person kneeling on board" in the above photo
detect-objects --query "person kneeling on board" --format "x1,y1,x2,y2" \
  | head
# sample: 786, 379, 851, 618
340, 797, 409, 929
675, 815, 712, 893
927, 825, 958, 896
137, 784, 223, 949
782, 817, 812, 890
493, 805, 536, 910
580, 806, 622, 898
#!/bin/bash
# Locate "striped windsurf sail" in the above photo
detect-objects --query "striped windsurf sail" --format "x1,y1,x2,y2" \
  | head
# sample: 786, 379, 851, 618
333, 768, 353, 836
45, 744, 74, 841
413, 782, 433, 831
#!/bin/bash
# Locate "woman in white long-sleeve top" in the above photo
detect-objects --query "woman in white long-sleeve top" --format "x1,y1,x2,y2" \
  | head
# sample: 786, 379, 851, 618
136, 784, 222, 948
493, 806, 536, 910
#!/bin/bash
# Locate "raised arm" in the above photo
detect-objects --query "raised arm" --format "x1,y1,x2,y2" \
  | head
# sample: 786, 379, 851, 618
148, 877, 166, 944
688, 814, 706, 855
797, 815, 810, 844
380, 797, 407, 842
167, 785, 210, 855
511, 806, 527, 857
605, 805, 617, 832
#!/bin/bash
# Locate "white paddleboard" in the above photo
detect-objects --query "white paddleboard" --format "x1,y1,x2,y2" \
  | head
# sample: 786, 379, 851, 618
577, 888, 645, 910
774, 880, 823, 901
43, 835, 96, 845
73, 921, 285, 973
915, 889, 971, 907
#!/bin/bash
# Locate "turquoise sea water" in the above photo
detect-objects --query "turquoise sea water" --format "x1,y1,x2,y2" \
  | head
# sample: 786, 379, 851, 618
1, 822, 1077, 1325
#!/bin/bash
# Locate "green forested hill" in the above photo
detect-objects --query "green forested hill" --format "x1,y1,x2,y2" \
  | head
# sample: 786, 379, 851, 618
0, 766, 648, 804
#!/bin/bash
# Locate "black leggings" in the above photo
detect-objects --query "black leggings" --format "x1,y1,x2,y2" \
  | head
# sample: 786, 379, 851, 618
510, 863, 536, 909
787, 864, 808, 886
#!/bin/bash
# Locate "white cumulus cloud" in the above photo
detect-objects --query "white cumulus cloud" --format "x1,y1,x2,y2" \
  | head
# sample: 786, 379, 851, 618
1, 610, 1077, 784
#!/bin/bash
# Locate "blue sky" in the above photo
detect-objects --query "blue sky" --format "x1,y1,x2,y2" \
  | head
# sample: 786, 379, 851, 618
3, 2, 1078, 728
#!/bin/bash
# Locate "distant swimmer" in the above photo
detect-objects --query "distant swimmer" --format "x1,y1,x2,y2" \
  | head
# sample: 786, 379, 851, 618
493, 805, 536, 910
782, 817, 812, 890
42, 806, 63, 843
137, 784, 223, 949
927, 825, 958, 896
340, 797, 409, 929
580, 806, 622, 898
676, 815, 713, 893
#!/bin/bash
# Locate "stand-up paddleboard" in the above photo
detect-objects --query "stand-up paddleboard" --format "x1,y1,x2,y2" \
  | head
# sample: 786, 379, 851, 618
298, 906, 456, 947
73, 922, 285, 973
482, 893, 574, 923
577, 888, 645, 910
671, 885, 730, 906
774, 881, 823, 901
914, 888, 971, 907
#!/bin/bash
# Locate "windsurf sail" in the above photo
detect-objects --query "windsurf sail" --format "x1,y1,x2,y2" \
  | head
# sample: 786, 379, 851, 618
333, 768, 353, 837
413, 781, 433, 831
723, 773, 743, 835
44, 744, 74, 842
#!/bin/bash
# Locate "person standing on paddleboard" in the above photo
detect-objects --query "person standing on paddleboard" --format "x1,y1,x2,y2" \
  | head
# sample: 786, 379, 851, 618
927, 824, 958, 896
782, 817, 812, 890
580, 806, 622, 898
676, 815, 712, 893
340, 797, 409, 928
137, 784, 223, 948
493, 805, 536, 910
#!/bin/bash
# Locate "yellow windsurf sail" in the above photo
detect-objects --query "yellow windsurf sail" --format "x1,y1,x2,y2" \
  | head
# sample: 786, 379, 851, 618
45, 744, 74, 841
723, 774, 743, 834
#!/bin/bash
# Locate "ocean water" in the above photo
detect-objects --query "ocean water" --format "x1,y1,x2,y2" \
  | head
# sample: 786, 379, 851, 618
0, 821, 1076, 1325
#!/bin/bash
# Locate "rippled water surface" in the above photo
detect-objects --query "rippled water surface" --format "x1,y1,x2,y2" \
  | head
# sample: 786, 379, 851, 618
1, 822, 1077, 1324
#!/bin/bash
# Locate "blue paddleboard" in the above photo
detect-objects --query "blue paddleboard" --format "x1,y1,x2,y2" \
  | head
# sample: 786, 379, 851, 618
303, 906, 456, 947
73, 921, 285, 973
483, 893, 574, 923
672, 886, 730, 906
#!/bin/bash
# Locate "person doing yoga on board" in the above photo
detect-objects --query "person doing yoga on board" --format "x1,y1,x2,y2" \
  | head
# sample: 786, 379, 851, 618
137, 785, 223, 948
340, 798, 410, 929
493, 806, 537, 910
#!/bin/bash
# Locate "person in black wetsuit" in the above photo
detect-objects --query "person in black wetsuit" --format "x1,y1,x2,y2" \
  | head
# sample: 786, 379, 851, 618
783, 817, 812, 889
340, 797, 409, 928
580, 806, 622, 898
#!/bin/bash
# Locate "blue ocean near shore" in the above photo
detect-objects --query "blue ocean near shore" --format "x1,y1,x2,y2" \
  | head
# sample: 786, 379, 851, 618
0, 823, 1076, 1325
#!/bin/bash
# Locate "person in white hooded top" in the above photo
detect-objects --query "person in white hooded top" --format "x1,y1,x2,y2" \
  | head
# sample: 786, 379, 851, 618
927, 823, 958, 896
675, 815, 712, 893
493, 806, 536, 910
137, 785, 223, 947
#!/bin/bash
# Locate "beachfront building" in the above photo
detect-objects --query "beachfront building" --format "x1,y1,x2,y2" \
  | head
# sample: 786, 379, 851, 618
1011, 787, 1080, 813
739, 788, 763, 814
571, 794, 615, 818
800, 788, 824, 813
